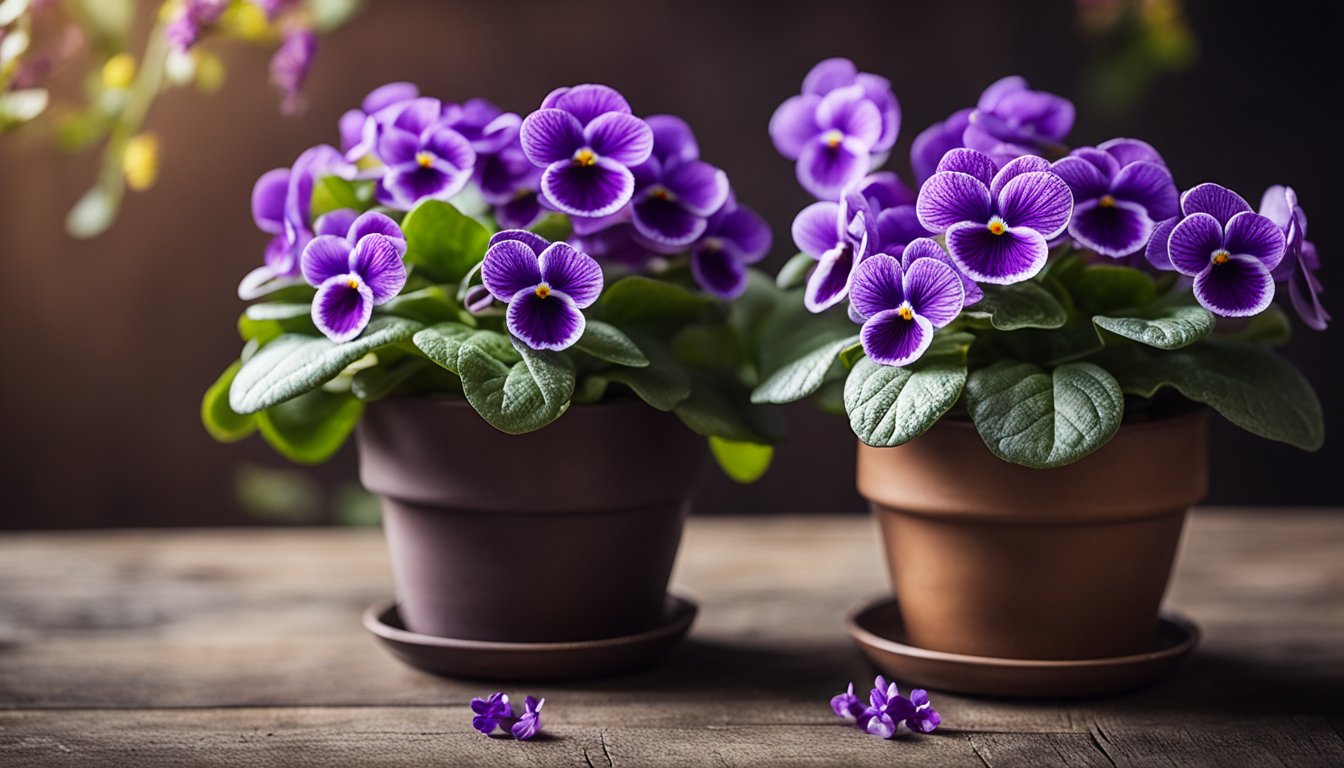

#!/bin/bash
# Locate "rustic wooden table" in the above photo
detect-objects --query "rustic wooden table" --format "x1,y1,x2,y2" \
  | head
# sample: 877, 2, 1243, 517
1, 510, 1341, 767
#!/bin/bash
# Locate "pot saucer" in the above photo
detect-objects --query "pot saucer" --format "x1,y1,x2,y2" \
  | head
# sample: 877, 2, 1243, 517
363, 594, 697, 681
847, 596, 1199, 698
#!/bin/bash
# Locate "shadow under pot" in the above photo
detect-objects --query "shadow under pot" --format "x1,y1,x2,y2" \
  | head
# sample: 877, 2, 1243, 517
357, 397, 707, 643
856, 411, 1208, 661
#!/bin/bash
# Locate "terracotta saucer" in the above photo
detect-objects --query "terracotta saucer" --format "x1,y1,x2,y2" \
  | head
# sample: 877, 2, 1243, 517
847, 596, 1199, 698
364, 595, 697, 681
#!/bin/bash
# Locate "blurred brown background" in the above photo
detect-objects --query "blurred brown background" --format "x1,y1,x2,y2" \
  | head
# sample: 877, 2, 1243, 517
2, 0, 1340, 529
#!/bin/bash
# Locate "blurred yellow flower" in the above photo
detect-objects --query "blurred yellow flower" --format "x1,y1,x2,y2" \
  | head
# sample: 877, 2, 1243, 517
101, 54, 137, 91
123, 133, 160, 191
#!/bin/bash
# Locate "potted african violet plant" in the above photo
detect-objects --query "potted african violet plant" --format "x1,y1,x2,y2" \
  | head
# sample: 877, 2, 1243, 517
755, 59, 1327, 669
202, 81, 782, 661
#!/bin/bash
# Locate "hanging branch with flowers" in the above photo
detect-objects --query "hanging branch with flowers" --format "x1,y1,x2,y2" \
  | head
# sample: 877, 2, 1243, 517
753, 59, 1326, 467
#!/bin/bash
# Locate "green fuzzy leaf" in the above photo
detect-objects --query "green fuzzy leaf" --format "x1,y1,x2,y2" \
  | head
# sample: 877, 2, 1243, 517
229, 317, 423, 414
1093, 305, 1215, 349
456, 342, 574, 434
1070, 264, 1158, 314
572, 374, 611, 404
573, 320, 648, 367
201, 361, 256, 442
351, 356, 430, 401
966, 361, 1125, 468
674, 376, 781, 443
709, 437, 774, 484
412, 323, 517, 373
310, 176, 363, 219
776, 252, 815, 290
599, 275, 714, 332
529, 214, 573, 243
751, 334, 858, 404
256, 389, 364, 465
966, 281, 1067, 330
839, 341, 866, 370
601, 338, 691, 411
844, 344, 969, 448
1109, 339, 1323, 450
401, 199, 492, 283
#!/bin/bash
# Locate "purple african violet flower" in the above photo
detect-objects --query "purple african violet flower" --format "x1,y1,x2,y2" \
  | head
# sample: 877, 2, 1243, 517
901, 237, 983, 306
1153, 183, 1286, 317
481, 230, 604, 351
1050, 138, 1178, 257
470, 692, 513, 735
905, 689, 942, 734
861, 677, 917, 739
629, 115, 730, 249
848, 171, 937, 259
769, 58, 898, 200
165, 0, 228, 52
479, 141, 546, 229
573, 221, 660, 271
831, 682, 866, 723
791, 186, 879, 312
915, 148, 1073, 285
269, 28, 317, 115
340, 82, 421, 163
520, 84, 654, 218
690, 198, 772, 300
373, 98, 476, 209
964, 76, 1074, 165
510, 696, 545, 741
1261, 185, 1329, 330
911, 108, 973, 184
850, 250, 966, 367
300, 221, 408, 343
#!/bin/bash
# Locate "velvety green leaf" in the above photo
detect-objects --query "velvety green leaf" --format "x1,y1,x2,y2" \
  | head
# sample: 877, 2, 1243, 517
256, 389, 364, 465
966, 281, 1067, 330
709, 437, 774, 484
1070, 264, 1158, 314
674, 377, 779, 443
230, 317, 423, 414
201, 361, 256, 442
573, 320, 648, 367
572, 374, 610, 404
310, 176, 363, 219
1110, 339, 1324, 450
776, 252, 815, 290
844, 353, 968, 448
401, 199, 492, 283
599, 276, 714, 332
351, 356, 429, 401
601, 339, 691, 411
751, 334, 859, 404
412, 322, 516, 373
1093, 305, 1215, 349
839, 341, 866, 370
966, 361, 1124, 468
456, 342, 574, 434
1222, 305, 1291, 346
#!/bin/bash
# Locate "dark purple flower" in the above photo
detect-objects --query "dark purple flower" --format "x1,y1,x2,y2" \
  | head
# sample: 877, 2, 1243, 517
447, 98, 523, 155
769, 60, 894, 200
480, 142, 545, 229
269, 27, 317, 115
904, 689, 942, 734
628, 115, 730, 249
1050, 138, 1178, 257
573, 221, 660, 271
915, 148, 1074, 284
1155, 183, 1286, 317
847, 171, 935, 259
300, 219, 408, 343
1261, 185, 1329, 330
830, 682, 866, 723
901, 236, 982, 306
691, 199, 771, 300
964, 76, 1074, 165
510, 696, 545, 741
791, 186, 878, 312
340, 82, 421, 163
469, 692, 513, 735
910, 108, 973, 184
850, 250, 965, 367
481, 230, 604, 351
164, 0, 228, 52
520, 84, 654, 218
373, 97, 477, 209
861, 677, 917, 739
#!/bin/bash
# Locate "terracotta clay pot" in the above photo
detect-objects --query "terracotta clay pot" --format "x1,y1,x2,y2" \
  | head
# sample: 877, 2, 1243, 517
856, 411, 1207, 660
357, 397, 707, 643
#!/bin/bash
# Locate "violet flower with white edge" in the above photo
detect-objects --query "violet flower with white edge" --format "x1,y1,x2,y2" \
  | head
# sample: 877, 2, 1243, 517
905, 689, 942, 734
478, 140, 546, 230
1261, 185, 1329, 330
481, 230, 604, 351
373, 98, 477, 209
1050, 138, 1179, 258
851, 171, 936, 259
791, 186, 879, 312
629, 115, 730, 249
830, 682, 866, 723
469, 692, 513, 735
964, 76, 1075, 165
300, 215, 409, 343
339, 82, 420, 164
769, 59, 895, 200
901, 236, 983, 306
690, 197, 772, 300
861, 677, 916, 739
915, 148, 1074, 285
573, 222, 660, 272
519, 84, 654, 218
850, 249, 966, 367
1151, 183, 1286, 317
510, 696, 545, 741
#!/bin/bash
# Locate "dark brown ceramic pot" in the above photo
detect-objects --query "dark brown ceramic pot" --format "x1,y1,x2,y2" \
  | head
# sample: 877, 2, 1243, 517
856, 411, 1207, 660
357, 397, 707, 643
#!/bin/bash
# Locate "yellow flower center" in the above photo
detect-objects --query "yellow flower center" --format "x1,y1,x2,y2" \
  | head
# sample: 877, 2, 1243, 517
823, 129, 844, 149
535, 283, 551, 299
415, 151, 435, 169
898, 306, 914, 320
1212, 249, 1231, 265
702, 237, 723, 252
1099, 194, 1116, 208
573, 148, 598, 167
650, 185, 675, 201
346, 277, 361, 290
987, 217, 1007, 236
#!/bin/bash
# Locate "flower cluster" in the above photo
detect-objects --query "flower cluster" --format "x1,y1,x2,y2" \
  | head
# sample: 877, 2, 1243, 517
831, 677, 940, 739
770, 60, 1328, 370
470, 692, 544, 741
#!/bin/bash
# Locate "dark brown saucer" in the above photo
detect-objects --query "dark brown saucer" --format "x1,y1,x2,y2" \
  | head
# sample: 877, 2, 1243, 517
847, 596, 1199, 698
364, 595, 697, 681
